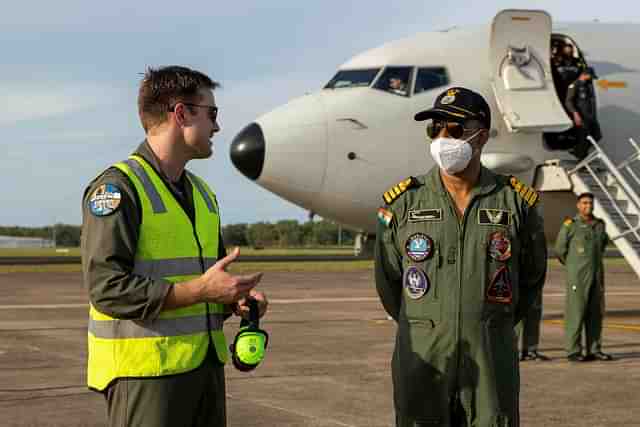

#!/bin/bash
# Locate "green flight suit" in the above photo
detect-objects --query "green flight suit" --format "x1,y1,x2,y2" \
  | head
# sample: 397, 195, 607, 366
554, 215, 608, 356
375, 166, 547, 427
516, 293, 542, 353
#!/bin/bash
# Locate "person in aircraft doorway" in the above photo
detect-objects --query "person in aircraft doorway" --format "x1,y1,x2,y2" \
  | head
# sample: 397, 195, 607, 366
565, 67, 602, 160
556, 43, 582, 95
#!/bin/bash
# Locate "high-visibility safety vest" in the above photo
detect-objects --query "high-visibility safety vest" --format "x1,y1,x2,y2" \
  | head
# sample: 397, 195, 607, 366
87, 155, 229, 391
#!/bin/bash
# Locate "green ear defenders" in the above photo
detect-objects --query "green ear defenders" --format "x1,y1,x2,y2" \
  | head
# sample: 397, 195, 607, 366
230, 298, 269, 372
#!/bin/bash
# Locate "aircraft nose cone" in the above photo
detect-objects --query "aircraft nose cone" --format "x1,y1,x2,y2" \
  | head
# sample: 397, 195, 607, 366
230, 122, 265, 181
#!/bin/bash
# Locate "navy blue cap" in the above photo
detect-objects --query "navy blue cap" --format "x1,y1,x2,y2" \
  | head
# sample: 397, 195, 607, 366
414, 87, 491, 129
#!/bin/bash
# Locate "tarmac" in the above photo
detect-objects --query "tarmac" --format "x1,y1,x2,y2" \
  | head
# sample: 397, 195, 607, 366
0, 261, 639, 426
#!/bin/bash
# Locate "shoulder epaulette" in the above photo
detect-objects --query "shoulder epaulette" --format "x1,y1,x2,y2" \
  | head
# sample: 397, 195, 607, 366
563, 217, 574, 226
509, 176, 539, 207
382, 177, 419, 205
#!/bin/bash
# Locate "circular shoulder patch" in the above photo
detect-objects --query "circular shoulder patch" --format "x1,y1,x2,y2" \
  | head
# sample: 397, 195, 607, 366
88, 183, 122, 216
403, 266, 430, 300
405, 233, 434, 262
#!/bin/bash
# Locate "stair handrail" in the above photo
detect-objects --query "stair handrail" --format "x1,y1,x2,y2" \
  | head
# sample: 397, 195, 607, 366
577, 136, 640, 212
579, 160, 640, 242
567, 136, 640, 242
616, 138, 640, 188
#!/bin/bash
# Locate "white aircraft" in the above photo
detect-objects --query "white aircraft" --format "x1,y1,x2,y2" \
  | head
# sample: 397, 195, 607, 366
230, 9, 640, 273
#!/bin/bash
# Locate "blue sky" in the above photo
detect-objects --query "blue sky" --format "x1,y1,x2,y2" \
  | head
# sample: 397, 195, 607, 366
1, 1, 638, 226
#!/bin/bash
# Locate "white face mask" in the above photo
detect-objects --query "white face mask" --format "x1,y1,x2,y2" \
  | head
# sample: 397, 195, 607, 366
429, 131, 481, 174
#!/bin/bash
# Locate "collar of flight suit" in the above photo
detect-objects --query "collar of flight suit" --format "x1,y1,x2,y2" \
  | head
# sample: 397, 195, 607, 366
134, 140, 186, 184
574, 214, 601, 227
424, 165, 499, 201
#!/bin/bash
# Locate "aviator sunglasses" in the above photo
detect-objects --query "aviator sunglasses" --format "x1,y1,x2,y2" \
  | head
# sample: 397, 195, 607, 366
170, 103, 219, 122
426, 120, 480, 140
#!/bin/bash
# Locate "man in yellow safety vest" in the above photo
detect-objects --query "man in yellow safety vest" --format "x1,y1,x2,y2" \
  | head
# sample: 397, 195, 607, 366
81, 65, 267, 427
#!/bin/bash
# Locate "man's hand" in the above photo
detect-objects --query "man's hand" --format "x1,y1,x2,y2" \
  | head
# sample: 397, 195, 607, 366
573, 112, 583, 127
234, 290, 269, 319
196, 248, 263, 305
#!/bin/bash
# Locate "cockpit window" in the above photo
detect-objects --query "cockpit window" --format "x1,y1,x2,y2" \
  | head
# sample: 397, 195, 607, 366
414, 67, 449, 95
324, 69, 381, 89
373, 66, 412, 97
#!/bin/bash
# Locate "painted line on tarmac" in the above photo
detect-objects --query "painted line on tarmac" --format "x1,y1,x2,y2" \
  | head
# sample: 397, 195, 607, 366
227, 393, 357, 427
1, 292, 640, 310
6, 292, 640, 310
0, 297, 381, 310
545, 319, 640, 332
545, 292, 640, 298
271, 297, 379, 304
0, 303, 88, 310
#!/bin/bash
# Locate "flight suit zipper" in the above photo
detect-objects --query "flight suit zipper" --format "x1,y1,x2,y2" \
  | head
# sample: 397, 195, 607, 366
455, 198, 476, 385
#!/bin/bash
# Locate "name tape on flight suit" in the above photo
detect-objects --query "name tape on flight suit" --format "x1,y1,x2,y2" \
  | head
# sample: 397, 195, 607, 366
382, 177, 419, 205
408, 208, 442, 222
509, 176, 539, 207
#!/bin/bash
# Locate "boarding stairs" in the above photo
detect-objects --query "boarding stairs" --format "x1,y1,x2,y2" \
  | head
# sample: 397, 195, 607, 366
553, 136, 640, 278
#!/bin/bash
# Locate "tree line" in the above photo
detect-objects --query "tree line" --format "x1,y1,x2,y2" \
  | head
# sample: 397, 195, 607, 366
0, 220, 356, 248
0, 224, 80, 247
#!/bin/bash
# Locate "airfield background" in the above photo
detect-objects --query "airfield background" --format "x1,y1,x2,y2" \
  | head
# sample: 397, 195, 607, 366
0, 220, 357, 250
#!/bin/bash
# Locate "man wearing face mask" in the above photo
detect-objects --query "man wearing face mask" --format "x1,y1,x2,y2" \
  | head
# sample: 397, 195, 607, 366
375, 87, 547, 427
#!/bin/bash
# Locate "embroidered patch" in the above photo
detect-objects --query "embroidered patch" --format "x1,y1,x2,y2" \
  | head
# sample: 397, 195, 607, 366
478, 209, 511, 226
382, 177, 419, 205
403, 266, 429, 299
563, 217, 574, 226
377, 207, 394, 228
409, 208, 442, 223
488, 231, 511, 261
88, 184, 122, 216
440, 89, 460, 105
405, 233, 434, 262
486, 266, 513, 304
509, 176, 539, 207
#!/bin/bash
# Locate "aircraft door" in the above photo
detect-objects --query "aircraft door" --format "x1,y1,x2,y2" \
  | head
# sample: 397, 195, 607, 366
490, 9, 573, 133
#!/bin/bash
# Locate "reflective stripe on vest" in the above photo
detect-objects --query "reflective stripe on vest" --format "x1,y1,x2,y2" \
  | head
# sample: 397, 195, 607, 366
89, 313, 224, 339
87, 155, 228, 391
132, 257, 217, 278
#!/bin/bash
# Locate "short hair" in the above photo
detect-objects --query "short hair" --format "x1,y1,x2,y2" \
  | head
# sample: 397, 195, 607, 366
138, 66, 220, 132
577, 192, 594, 201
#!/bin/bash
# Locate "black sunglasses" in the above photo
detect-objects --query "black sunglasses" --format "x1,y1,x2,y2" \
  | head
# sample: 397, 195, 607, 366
170, 103, 219, 122
426, 120, 482, 140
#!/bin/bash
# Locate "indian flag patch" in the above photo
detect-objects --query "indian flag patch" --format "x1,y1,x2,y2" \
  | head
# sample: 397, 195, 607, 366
378, 207, 394, 228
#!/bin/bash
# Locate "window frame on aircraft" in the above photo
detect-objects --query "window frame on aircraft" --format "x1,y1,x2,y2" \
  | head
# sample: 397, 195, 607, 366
413, 67, 450, 95
324, 68, 382, 89
372, 66, 415, 97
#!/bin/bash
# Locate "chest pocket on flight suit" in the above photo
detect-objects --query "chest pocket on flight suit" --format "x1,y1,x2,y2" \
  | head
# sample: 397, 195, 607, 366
398, 217, 442, 325
573, 228, 589, 256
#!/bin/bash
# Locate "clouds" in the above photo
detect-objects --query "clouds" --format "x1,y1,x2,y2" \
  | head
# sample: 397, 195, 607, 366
0, 81, 126, 127
1, 1, 639, 226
